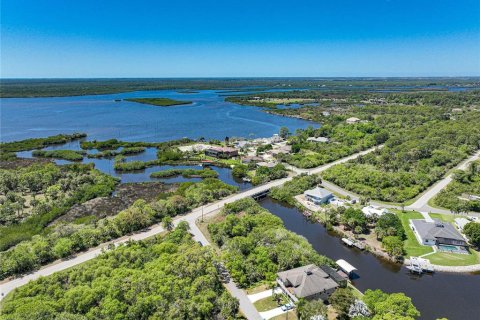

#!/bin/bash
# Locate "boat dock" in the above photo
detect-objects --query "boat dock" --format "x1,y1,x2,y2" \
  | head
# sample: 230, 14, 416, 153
407, 257, 435, 274
342, 237, 366, 250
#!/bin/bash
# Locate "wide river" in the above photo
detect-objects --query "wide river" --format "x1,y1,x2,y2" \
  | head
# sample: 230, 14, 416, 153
260, 198, 480, 320
0, 89, 316, 142
2, 89, 479, 320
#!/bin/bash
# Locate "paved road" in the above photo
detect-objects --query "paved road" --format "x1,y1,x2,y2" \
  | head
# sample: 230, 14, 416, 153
407, 150, 480, 215
0, 145, 382, 317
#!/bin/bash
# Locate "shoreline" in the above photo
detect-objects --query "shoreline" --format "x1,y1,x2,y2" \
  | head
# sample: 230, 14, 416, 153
296, 203, 480, 274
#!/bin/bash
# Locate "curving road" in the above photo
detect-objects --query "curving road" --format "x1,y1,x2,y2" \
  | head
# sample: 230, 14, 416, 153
407, 150, 480, 216
0, 144, 382, 319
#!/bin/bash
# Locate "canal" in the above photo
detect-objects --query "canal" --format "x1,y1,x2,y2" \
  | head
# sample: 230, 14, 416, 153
259, 197, 480, 320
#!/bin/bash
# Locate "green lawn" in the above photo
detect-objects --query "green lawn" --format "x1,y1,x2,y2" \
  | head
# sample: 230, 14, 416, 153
427, 249, 480, 266
253, 296, 281, 312
393, 210, 434, 257
429, 213, 456, 223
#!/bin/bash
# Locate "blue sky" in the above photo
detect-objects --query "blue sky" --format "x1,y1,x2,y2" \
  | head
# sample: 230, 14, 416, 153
1, 0, 479, 77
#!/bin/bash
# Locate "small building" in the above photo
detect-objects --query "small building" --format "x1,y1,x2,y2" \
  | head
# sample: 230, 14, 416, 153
307, 137, 330, 143
304, 187, 334, 205
336, 259, 357, 277
452, 108, 463, 113
205, 146, 238, 159
346, 117, 361, 124
362, 205, 388, 218
410, 219, 468, 248
454, 218, 470, 231
277, 264, 340, 302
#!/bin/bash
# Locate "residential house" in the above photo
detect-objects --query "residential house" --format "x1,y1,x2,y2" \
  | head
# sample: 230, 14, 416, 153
410, 219, 468, 248
304, 187, 334, 205
277, 264, 340, 302
362, 205, 388, 218
205, 146, 238, 159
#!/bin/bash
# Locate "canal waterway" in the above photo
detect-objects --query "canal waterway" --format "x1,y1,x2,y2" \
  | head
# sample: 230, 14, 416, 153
259, 197, 480, 320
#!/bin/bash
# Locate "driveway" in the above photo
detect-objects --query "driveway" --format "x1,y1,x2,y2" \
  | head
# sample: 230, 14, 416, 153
259, 307, 288, 320
248, 288, 282, 303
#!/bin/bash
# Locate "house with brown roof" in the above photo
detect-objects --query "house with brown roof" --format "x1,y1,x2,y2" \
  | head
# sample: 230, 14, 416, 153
277, 264, 340, 302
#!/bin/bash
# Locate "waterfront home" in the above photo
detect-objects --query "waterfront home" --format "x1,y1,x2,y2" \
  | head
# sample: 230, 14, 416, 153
410, 219, 468, 250
304, 187, 334, 205
277, 264, 340, 302
205, 146, 238, 159
454, 217, 470, 231
346, 117, 361, 124
307, 136, 330, 143
361, 205, 388, 218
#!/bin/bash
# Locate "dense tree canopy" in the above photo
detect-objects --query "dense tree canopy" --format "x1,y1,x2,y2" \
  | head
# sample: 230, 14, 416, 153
0, 227, 240, 320
208, 199, 332, 287
322, 114, 480, 202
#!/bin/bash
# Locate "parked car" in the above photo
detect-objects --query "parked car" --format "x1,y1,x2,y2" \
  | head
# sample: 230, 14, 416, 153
281, 303, 294, 311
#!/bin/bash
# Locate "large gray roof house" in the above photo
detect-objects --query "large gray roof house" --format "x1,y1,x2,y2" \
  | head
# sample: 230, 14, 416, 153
409, 219, 468, 248
277, 264, 340, 302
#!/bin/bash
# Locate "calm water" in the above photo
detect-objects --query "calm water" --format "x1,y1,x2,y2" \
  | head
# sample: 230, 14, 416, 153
259, 197, 480, 320
0, 89, 317, 142
17, 141, 251, 189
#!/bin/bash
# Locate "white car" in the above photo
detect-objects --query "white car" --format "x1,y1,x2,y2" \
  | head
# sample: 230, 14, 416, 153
281, 303, 294, 311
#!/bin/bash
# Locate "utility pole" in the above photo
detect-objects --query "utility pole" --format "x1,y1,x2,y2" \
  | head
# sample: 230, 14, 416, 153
201, 205, 204, 222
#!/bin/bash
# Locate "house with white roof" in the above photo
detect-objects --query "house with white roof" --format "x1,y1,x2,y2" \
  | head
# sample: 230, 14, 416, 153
361, 205, 388, 218
304, 187, 334, 205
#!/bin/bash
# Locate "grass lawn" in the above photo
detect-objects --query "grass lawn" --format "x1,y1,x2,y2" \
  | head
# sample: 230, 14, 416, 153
429, 213, 456, 223
393, 210, 434, 257
253, 296, 281, 312
270, 310, 298, 320
246, 284, 272, 295
427, 249, 480, 266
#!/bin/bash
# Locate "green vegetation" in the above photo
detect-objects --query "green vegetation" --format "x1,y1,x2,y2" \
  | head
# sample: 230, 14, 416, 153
329, 288, 355, 319
395, 210, 434, 257
0, 226, 240, 320
269, 174, 321, 205
207, 198, 332, 288
427, 249, 480, 266
251, 164, 288, 185
5, 78, 478, 98
0, 178, 237, 279
125, 97, 192, 106
86, 146, 146, 158
79, 137, 192, 150
363, 289, 420, 320
284, 123, 386, 168
296, 299, 327, 320
0, 163, 118, 252
375, 212, 406, 240
433, 160, 480, 212
253, 296, 282, 312
32, 149, 86, 161
463, 222, 480, 247
150, 168, 218, 179
0, 133, 86, 160
323, 114, 480, 202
